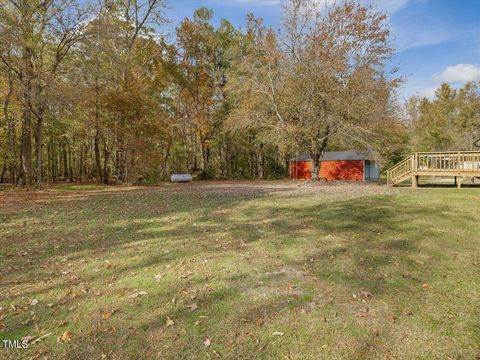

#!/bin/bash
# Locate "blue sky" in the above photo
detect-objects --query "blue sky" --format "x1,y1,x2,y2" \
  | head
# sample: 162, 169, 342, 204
165, 0, 480, 100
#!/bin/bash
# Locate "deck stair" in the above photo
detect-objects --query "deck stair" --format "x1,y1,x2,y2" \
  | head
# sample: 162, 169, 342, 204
386, 151, 480, 187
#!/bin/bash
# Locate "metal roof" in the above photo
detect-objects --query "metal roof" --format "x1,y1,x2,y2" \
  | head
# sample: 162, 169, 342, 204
290, 151, 374, 162
289, 154, 311, 161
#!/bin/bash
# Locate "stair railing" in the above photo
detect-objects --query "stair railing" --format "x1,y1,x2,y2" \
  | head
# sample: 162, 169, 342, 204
386, 154, 414, 186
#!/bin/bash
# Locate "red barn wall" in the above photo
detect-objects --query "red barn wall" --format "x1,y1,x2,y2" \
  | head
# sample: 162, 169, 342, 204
319, 160, 364, 181
290, 161, 312, 180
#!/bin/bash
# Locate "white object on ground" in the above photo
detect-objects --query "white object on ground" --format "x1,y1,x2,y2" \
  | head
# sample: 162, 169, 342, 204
170, 174, 192, 183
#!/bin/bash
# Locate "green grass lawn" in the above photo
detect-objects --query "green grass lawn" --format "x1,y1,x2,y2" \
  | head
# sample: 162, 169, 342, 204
0, 182, 479, 359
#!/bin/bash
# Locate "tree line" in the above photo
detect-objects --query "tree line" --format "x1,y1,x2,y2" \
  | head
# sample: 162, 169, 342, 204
406, 82, 480, 152
1, 0, 478, 186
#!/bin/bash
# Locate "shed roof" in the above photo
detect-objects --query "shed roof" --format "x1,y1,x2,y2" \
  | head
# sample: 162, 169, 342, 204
290, 151, 374, 162
289, 154, 311, 161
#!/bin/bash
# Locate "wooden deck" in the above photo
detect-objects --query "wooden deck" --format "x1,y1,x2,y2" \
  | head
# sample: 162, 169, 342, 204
387, 151, 480, 187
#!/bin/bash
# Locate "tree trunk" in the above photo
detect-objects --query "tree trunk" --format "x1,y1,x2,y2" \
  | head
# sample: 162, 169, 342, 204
257, 143, 264, 179
32, 81, 46, 187
19, 48, 34, 186
103, 139, 110, 184
66, 139, 73, 182
84, 145, 89, 181
116, 130, 125, 183
94, 76, 102, 183
4, 76, 17, 184
47, 139, 51, 182
161, 136, 172, 180
51, 137, 57, 182
34, 118, 43, 186
78, 144, 83, 182
310, 126, 331, 180
94, 130, 102, 183
0, 160, 6, 183
20, 98, 33, 186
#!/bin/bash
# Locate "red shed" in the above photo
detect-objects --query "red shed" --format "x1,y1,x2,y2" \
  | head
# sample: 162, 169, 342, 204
290, 151, 380, 181
289, 154, 312, 180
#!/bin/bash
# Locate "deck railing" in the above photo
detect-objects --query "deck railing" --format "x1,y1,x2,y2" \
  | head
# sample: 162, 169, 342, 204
416, 151, 480, 172
387, 151, 480, 186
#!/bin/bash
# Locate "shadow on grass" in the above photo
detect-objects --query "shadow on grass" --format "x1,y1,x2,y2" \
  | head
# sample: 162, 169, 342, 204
1, 185, 479, 358
1, 187, 468, 302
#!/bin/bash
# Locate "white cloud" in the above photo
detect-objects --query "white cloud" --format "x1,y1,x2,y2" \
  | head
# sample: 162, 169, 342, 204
432, 64, 480, 84
229, 0, 411, 12
401, 64, 480, 100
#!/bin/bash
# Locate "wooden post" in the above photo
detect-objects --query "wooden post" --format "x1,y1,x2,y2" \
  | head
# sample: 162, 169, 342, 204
411, 154, 417, 188
457, 177, 462, 189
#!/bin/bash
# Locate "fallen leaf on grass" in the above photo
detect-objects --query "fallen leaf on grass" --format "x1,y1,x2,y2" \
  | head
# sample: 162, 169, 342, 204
166, 317, 174, 327
104, 326, 116, 333
154, 273, 163, 282
29, 298, 39, 306
358, 311, 370, 319
187, 303, 198, 311
59, 331, 73, 342
129, 291, 147, 298
272, 331, 284, 336
181, 271, 193, 279
204, 338, 211, 347
360, 291, 372, 299
22, 318, 33, 325
21, 335, 36, 343
422, 283, 433, 289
